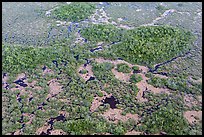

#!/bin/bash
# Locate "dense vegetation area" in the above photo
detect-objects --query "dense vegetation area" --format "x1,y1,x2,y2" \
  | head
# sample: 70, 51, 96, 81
51, 3, 96, 22
80, 24, 125, 43
81, 25, 196, 67
129, 74, 143, 83
116, 63, 131, 73
2, 2, 201, 135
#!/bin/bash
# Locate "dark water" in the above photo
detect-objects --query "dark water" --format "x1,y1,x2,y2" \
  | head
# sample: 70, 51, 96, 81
74, 54, 79, 61
84, 58, 91, 67
149, 51, 191, 73
52, 60, 58, 68
133, 70, 141, 73
4, 83, 9, 89
61, 60, 68, 66
85, 76, 95, 84
29, 97, 33, 102
90, 47, 102, 52
42, 66, 46, 71
3, 73, 7, 78
14, 79, 28, 87
102, 95, 119, 109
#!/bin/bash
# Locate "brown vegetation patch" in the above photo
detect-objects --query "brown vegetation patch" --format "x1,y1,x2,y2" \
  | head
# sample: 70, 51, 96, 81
78, 64, 94, 81
13, 130, 23, 135
184, 111, 202, 125
154, 74, 168, 79
90, 91, 111, 112
2, 74, 8, 83
50, 129, 67, 135
47, 79, 62, 96
93, 58, 171, 102
36, 124, 51, 135
42, 66, 55, 76
184, 94, 201, 108
125, 130, 142, 135
59, 111, 69, 118
111, 68, 132, 82
102, 108, 139, 124
197, 96, 202, 103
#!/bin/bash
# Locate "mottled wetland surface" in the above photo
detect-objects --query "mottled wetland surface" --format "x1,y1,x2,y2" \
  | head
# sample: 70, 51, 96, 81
2, 2, 202, 135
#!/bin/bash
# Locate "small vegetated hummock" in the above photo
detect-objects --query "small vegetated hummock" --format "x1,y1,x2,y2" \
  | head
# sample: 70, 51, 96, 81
132, 66, 140, 73
116, 63, 131, 73
79, 69, 88, 74
129, 74, 143, 83
51, 2, 96, 22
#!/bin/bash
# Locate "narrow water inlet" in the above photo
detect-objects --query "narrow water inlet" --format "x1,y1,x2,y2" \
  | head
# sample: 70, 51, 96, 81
85, 76, 95, 84
14, 79, 28, 87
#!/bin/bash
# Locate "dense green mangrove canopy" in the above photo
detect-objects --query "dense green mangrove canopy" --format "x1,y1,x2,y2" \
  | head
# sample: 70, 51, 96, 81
52, 3, 96, 22
81, 25, 196, 67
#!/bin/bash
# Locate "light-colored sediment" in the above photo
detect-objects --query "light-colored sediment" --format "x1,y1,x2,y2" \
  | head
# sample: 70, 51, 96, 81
74, 32, 86, 45
47, 79, 62, 96
197, 96, 202, 103
101, 108, 139, 124
77, 58, 171, 103
184, 94, 201, 108
141, 9, 176, 27
36, 124, 51, 135
111, 68, 132, 82
13, 130, 23, 135
184, 111, 202, 125
50, 129, 67, 135
42, 66, 55, 76
125, 130, 142, 135
93, 58, 171, 102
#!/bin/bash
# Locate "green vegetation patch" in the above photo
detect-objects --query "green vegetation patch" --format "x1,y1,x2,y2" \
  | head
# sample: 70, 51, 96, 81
111, 25, 195, 67
132, 66, 139, 71
2, 44, 70, 74
87, 25, 195, 67
116, 63, 131, 73
147, 75, 202, 95
129, 74, 143, 83
80, 24, 125, 42
52, 2, 96, 22
141, 105, 189, 135
79, 69, 88, 74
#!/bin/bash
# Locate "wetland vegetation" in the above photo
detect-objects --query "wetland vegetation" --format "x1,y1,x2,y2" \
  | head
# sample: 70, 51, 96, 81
2, 2, 202, 135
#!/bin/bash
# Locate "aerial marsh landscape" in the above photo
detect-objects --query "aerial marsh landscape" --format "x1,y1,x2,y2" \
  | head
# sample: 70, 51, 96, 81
2, 2, 202, 135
